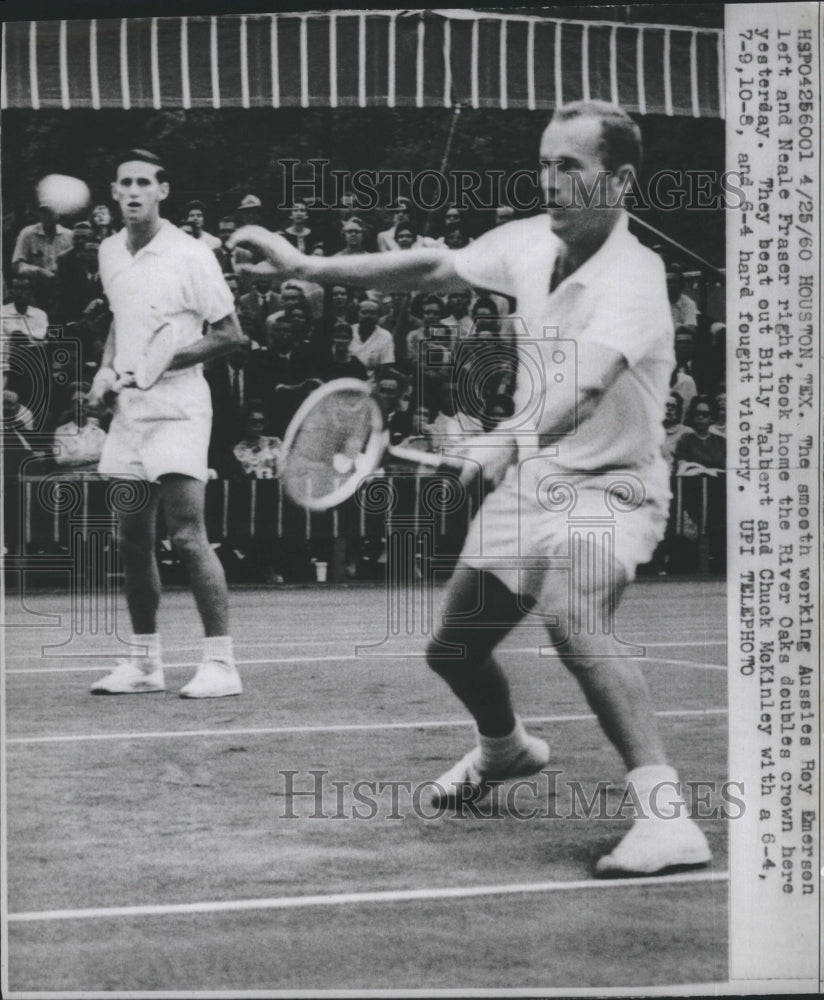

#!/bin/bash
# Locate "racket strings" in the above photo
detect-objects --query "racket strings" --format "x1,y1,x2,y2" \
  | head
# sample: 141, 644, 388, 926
283, 389, 379, 503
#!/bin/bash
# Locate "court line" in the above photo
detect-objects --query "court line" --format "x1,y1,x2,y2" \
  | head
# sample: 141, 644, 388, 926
6, 707, 727, 745
8, 869, 729, 923
1, 636, 727, 661
4, 651, 728, 676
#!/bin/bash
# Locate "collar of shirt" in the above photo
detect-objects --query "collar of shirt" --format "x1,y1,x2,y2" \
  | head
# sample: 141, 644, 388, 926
550, 212, 631, 292
109, 219, 178, 262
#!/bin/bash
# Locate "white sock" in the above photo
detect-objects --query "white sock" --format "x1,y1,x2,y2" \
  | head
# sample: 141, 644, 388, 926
203, 635, 234, 665
132, 633, 161, 663
626, 764, 684, 819
478, 716, 533, 770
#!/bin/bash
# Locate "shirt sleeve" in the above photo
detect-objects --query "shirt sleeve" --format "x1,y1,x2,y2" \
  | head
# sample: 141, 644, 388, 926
186, 243, 236, 324
11, 230, 30, 266
451, 224, 519, 296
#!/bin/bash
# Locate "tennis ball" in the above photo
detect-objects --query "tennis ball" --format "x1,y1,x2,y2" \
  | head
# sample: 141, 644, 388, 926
36, 174, 91, 217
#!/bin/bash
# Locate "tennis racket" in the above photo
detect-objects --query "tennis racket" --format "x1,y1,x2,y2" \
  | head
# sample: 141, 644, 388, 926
119, 321, 179, 390
279, 378, 467, 511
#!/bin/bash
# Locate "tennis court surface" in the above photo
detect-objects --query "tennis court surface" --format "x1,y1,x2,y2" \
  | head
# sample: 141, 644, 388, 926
5, 578, 728, 993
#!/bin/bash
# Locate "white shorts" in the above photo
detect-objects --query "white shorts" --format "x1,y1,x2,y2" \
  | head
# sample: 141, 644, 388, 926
98, 372, 212, 484
460, 459, 669, 599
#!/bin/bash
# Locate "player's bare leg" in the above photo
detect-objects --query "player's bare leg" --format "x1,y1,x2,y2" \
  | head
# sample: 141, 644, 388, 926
425, 567, 550, 805
120, 483, 163, 634
161, 474, 241, 697
160, 475, 228, 636
540, 540, 710, 875
91, 482, 165, 694
542, 561, 667, 770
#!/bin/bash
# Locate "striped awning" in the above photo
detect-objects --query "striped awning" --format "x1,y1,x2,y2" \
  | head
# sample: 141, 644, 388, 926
1, 9, 726, 117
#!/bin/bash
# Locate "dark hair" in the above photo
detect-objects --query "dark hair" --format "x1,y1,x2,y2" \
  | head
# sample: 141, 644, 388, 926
421, 294, 444, 314
186, 200, 206, 213
472, 296, 499, 316
331, 321, 353, 339
395, 221, 418, 241
551, 100, 642, 173
115, 148, 167, 183
685, 394, 715, 426
486, 393, 515, 418
666, 392, 684, 422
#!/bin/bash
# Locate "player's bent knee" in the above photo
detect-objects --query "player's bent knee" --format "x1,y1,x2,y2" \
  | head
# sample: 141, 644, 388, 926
168, 522, 208, 557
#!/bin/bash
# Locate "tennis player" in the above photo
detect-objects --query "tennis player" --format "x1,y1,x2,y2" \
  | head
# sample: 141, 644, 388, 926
88, 149, 245, 698
230, 102, 711, 875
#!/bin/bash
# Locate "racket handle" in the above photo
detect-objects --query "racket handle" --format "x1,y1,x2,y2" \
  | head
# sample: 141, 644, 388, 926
386, 443, 466, 473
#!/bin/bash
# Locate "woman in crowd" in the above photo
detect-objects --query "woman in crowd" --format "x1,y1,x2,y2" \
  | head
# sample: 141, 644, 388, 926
676, 395, 726, 472
674, 394, 726, 573
335, 217, 370, 256
661, 392, 691, 473
710, 388, 726, 437
278, 201, 313, 254
394, 221, 419, 250
90, 204, 116, 241
233, 403, 282, 479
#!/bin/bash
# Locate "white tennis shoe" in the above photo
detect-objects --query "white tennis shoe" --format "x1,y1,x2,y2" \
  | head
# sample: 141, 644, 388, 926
596, 815, 712, 876
431, 736, 550, 808
179, 660, 242, 699
90, 658, 165, 694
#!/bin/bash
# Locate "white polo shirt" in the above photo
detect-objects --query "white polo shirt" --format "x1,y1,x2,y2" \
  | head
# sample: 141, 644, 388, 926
99, 220, 234, 380
1, 302, 49, 347
350, 323, 395, 374
452, 213, 674, 487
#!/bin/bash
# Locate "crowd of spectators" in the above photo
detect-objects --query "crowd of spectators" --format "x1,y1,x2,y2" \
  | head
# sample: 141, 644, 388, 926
2, 190, 726, 575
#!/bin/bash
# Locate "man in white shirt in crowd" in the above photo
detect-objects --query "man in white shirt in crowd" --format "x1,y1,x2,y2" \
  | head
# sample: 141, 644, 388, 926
185, 200, 221, 251
88, 149, 245, 699
441, 288, 475, 347
666, 263, 699, 330
229, 100, 712, 877
2, 275, 49, 351
12, 204, 74, 312
350, 298, 394, 377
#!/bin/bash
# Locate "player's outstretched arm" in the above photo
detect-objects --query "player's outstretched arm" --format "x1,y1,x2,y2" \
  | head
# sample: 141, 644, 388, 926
228, 226, 464, 293
169, 312, 247, 372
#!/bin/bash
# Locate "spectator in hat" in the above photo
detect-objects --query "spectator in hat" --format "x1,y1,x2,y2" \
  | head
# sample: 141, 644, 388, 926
233, 194, 265, 277
185, 200, 221, 250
